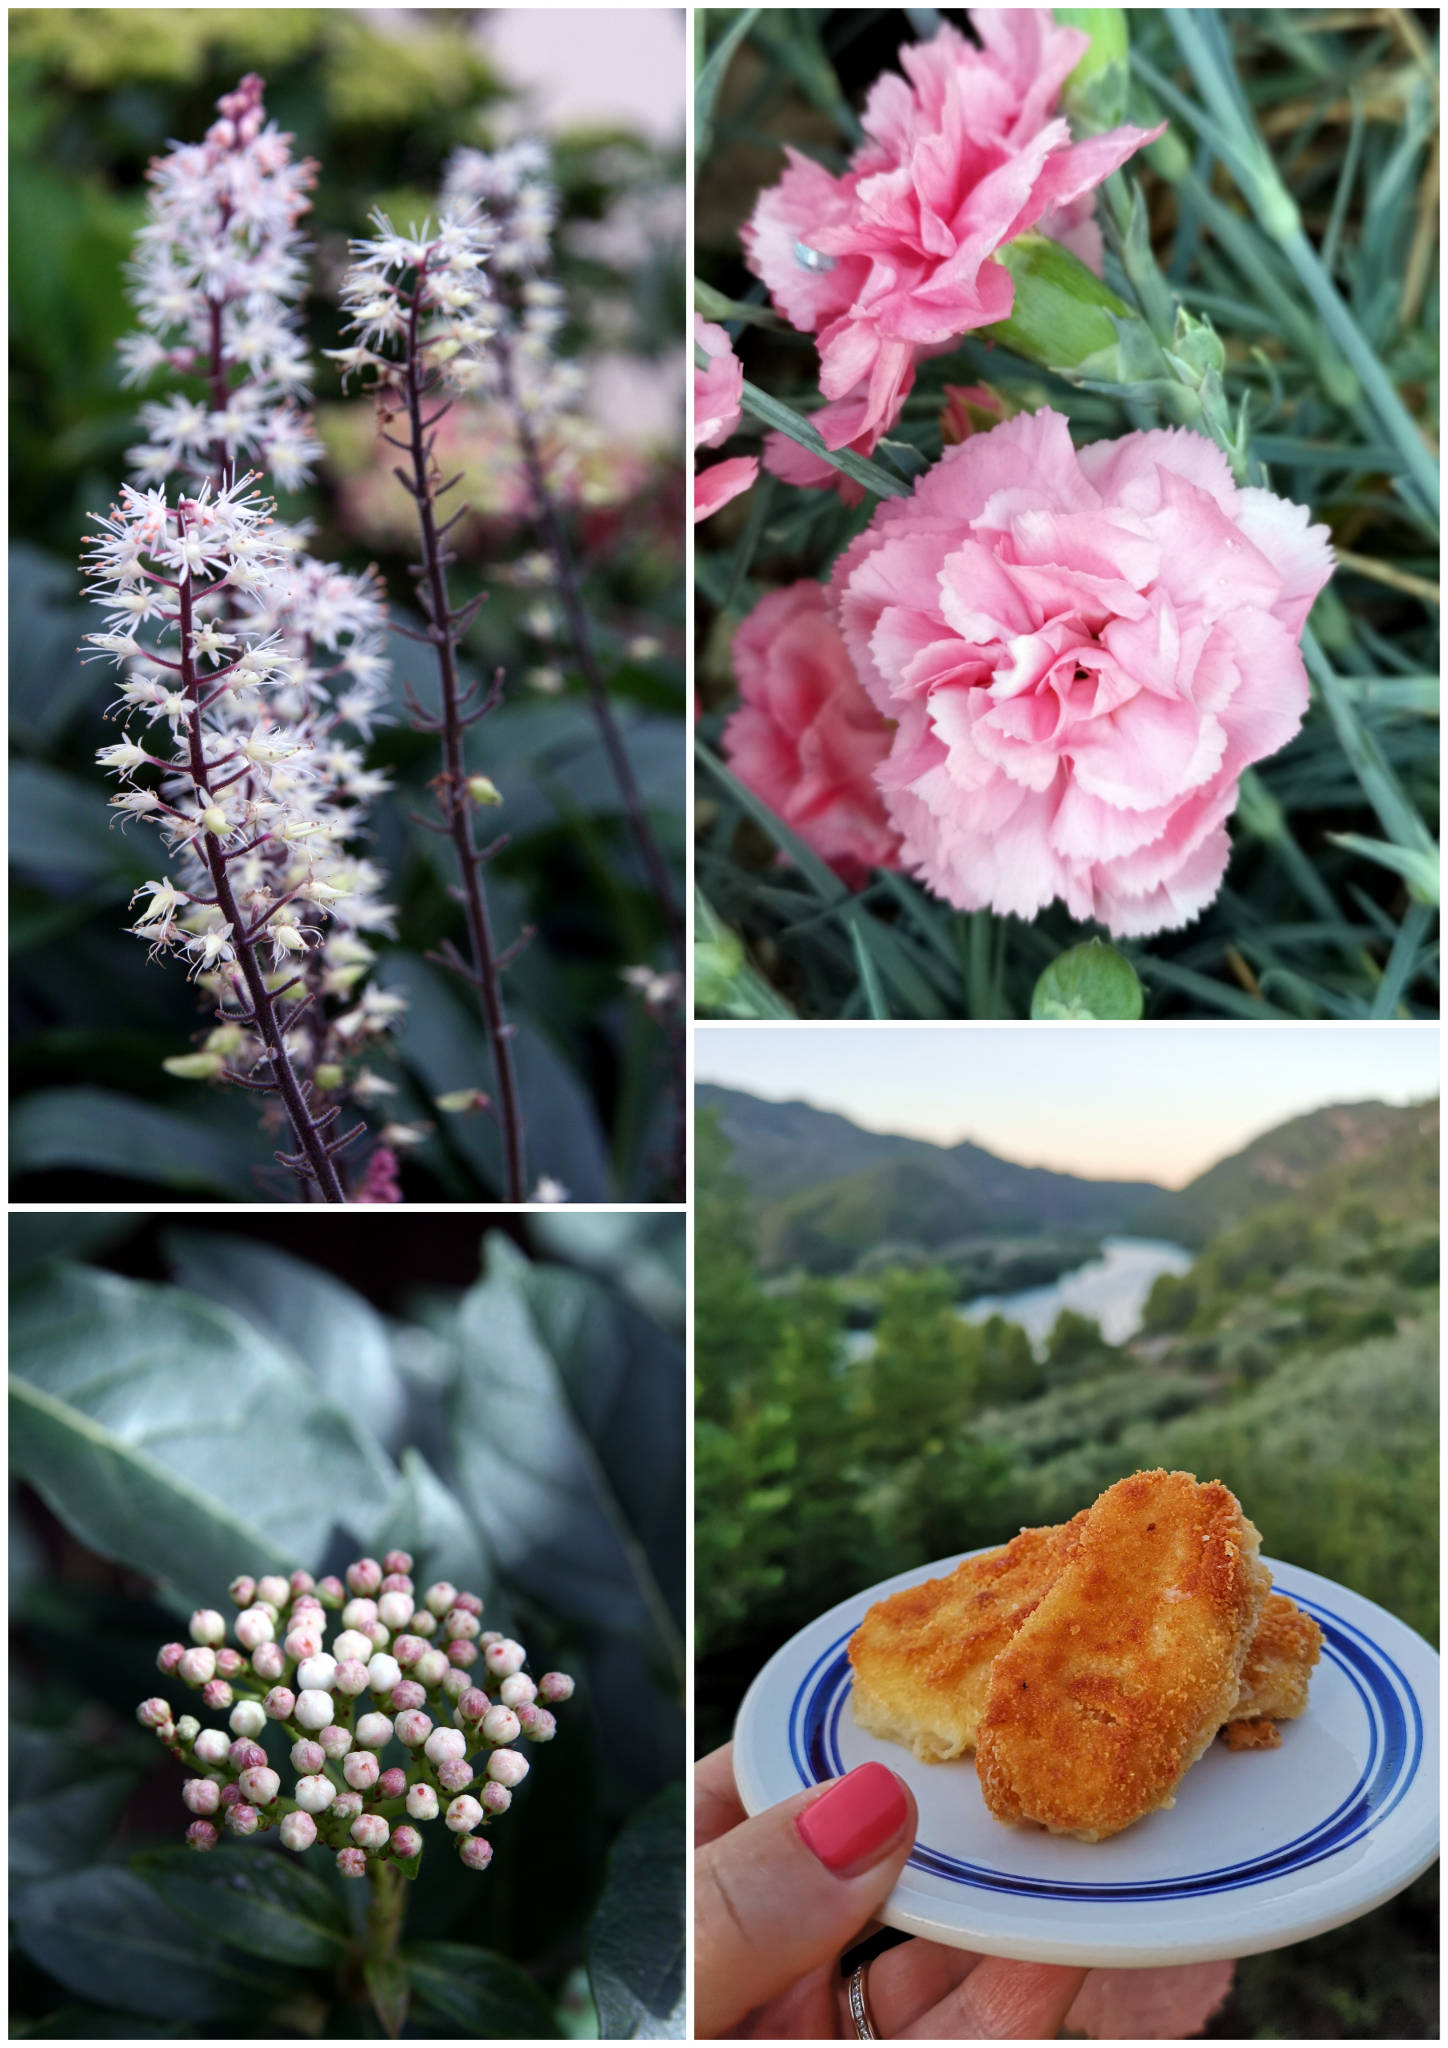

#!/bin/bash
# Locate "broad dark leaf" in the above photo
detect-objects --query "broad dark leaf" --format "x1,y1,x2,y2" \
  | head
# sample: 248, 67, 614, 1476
10, 1726, 137, 1889
10, 1088, 258, 1198
588, 1783, 686, 2039
403, 1941, 562, 2039
373, 1445, 493, 1597
364, 1953, 410, 2039
135, 1845, 350, 1967
10, 761, 150, 884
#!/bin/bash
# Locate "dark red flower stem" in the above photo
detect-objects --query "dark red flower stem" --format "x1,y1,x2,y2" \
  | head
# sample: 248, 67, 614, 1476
400, 282, 527, 1202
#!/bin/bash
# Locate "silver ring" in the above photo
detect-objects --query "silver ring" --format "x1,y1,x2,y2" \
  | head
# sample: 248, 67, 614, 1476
847, 1962, 878, 2040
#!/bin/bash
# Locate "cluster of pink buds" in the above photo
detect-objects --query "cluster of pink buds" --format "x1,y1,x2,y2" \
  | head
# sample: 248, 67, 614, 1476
137, 1553, 574, 1878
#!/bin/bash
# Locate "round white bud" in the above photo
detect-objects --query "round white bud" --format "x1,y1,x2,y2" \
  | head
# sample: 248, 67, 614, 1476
355, 1712, 394, 1750
293, 1774, 337, 1814
445, 1793, 484, 1834
295, 1689, 334, 1731
228, 1699, 267, 1739
297, 1654, 337, 1692
424, 1727, 466, 1767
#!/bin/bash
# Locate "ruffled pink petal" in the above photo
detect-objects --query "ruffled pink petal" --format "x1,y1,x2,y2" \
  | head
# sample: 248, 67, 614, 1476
694, 456, 759, 524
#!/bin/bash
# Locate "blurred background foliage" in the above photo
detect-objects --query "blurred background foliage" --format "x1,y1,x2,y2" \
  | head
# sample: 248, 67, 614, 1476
10, 7, 686, 1202
695, 1096, 1438, 2038
694, 7, 1439, 1023
10, 1208, 685, 2039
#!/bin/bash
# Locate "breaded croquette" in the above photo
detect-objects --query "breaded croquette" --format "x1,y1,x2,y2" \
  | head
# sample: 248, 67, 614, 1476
849, 1513, 1089, 1761
974, 1470, 1272, 1841
1225, 1589, 1323, 1729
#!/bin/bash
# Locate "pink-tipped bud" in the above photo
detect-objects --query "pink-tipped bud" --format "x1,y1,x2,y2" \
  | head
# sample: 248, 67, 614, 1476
290, 1569, 316, 1597
500, 1674, 538, 1710
383, 1550, 414, 1576
351, 1813, 390, 1851
316, 1576, 346, 1609
486, 1748, 530, 1789
526, 1709, 557, 1744
459, 1688, 490, 1723
410, 1610, 438, 1638
481, 1705, 520, 1746
290, 1738, 325, 1775
189, 1609, 227, 1646
177, 1647, 217, 1688
378, 1767, 407, 1800
219, 1783, 242, 1808
391, 1634, 426, 1670
343, 1750, 380, 1791
514, 1703, 541, 1734
483, 1638, 527, 1679
443, 1608, 480, 1642
292, 1593, 325, 1619
256, 1575, 290, 1609
362, 1619, 389, 1650
193, 1728, 230, 1767
537, 1671, 575, 1704
285, 1626, 325, 1663
136, 1697, 172, 1730
416, 1649, 449, 1689
394, 1709, 433, 1749
445, 1793, 484, 1834
183, 1777, 221, 1815
406, 1783, 439, 1821
250, 1642, 284, 1682
441, 1669, 471, 1703
389, 1822, 423, 1860
453, 1590, 484, 1618
319, 1723, 354, 1760
238, 1765, 280, 1806
235, 1610, 274, 1653
228, 1576, 256, 1608
201, 1679, 234, 1713
479, 1781, 512, 1815
216, 1647, 246, 1680
225, 1802, 259, 1837
264, 1687, 296, 1721
346, 1558, 383, 1598
355, 1712, 393, 1750
229, 1738, 267, 1774
157, 1642, 186, 1675
341, 1597, 378, 1633
447, 1640, 479, 1668
377, 1590, 414, 1631
336, 1846, 367, 1878
424, 1581, 458, 1617
380, 1572, 414, 1596
333, 1789, 363, 1820
280, 1809, 317, 1852
458, 1834, 493, 1871
333, 1658, 371, 1699
437, 1758, 474, 1795
294, 1775, 337, 1815
390, 1680, 426, 1713
424, 1726, 466, 1767
186, 1820, 219, 1851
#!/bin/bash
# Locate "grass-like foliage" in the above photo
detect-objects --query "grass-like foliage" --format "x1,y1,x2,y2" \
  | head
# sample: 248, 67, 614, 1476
695, 8, 1439, 1020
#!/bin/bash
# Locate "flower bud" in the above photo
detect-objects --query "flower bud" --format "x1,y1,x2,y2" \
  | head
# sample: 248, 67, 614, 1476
226, 1802, 259, 1837
378, 1767, 407, 1799
377, 1591, 414, 1631
483, 1639, 526, 1679
316, 1576, 346, 1609
479, 1630, 502, 1647
351, 1814, 390, 1852
380, 1572, 414, 1597
538, 1672, 575, 1704
363, 1619, 390, 1650
228, 1576, 257, 1608
217, 1647, 246, 1680
443, 1609, 480, 1642
383, 1550, 414, 1576
193, 1728, 230, 1767
294, 1774, 337, 1814
319, 1722, 354, 1760
333, 1790, 363, 1820
285, 1625, 325, 1663
424, 1581, 458, 1618
437, 1758, 473, 1794
1031, 937, 1144, 1021
189, 1609, 227, 1647
137, 1697, 172, 1730
501, 1675, 538, 1710
410, 1611, 438, 1638
515, 1703, 540, 1734
336, 1846, 367, 1878
157, 1642, 186, 1676
219, 1783, 242, 1808
417, 1649, 449, 1689
295, 1689, 333, 1731
447, 1640, 479, 1669
391, 1634, 426, 1669
346, 1558, 383, 1597
389, 1823, 423, 1860
458, 1834, 494, 1871
985, 233, 1132, 373
256, 1575, 290, 1610
486, 1748, 530, 1789
479, 1781, 511, 1815
341, 1597, 378, 1632
251, 1642, 285, 1682
459, 1687, 490, 1722
186, 1820, 219, 1852
333, 1658, 371, 1698
482, 1705, 520, 1746
332, 1629, 372, 1665
290, 1569, 316, 1598
202, 1679, 234, 1713
183, 1777, 221, 1815
238, 1766, 280, 1806
445, 1794, 484, 1834
314, 1061, 345, 1092
177, 1647, 217, 1688
395, 1709, 433, 1748
466, 774, 503, 807
526, 1709, 557, 1744
264, 1687, 296, 1721
280, 1809, 317, 1852
424, 1727, 466, 1767
407, 1783, 440, 1821
390, 1680, 426, 1713
235, 1609, 274, 1652
453, 1591, 484, 1618
175, 1715, 200, 1746
367, 1652, 402, 1696
355, 1711, 394, 1750
297, 1653, 338, 1693
343, 1750, 380, 1791
229, 1738, 267, 1774
229, 1699, 266, 1739
441, 1669, 471, 1703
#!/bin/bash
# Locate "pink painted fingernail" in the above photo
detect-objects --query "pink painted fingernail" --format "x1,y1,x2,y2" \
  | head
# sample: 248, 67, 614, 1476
796, 1762, 909, 1876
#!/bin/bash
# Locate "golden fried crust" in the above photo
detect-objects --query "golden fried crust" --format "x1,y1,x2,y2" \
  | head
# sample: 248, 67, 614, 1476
975, 1470, 1272, 1841
1225, 1591, 1322, 1726
848, 1514, 1089, 1762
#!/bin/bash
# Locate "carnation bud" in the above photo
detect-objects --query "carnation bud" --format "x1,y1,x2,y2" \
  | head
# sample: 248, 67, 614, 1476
383, 1550, 414, 1576
390, 1680, 426, 1713
201, 1679, 234, 1712
319, 1723, 354, 1760
390, 1823, 423, 1860
483, 1638, 526, 1679
177, 1647, 216, 1687
445, 1793, 484, 1834
280, 1809, 317, 1852
378, 1767, 407, 1799
295, 1689, 333, 1731
229, 1738, 267, 1774
228, 1576, 257, 1608
193, 1728, 230, 1767
316, 1576, 346, 1609
294, 1774, 337, 1814
395, 1709, 433, 1748
186, 1820, 219, 1852
264, 1687, 296, 1721
346, 1558, 383, 1597
407, 1783, 440, 1821
482, 1705, 521, 1746
238, 1766, 280, 1806
226, 1802, 259, 1837
250, 1642, 285, 1682
501, 1675, 538, 1710
486, 1748, 530, 1789
183, 1777, 221, 1815
538, 1671, 574, 1705
137, 1697, 172, 1730
424, 1581, 458, 1618
157, 1642, 186, 1675
378, 1590, 414, 1631
479, 1781, 511, 1815
458, 1834, 494, 1871
424, 1727, 466, 1767
229, 1699, 266, 1739
351, 1813, 390, 1852
297, 1653, 338, 1692
291, 1738, 326, 1775
437, 1758, 474, 1794
336, 1846, 367, 1878
367, 1652, 402, 1696
985, 233, 1131, 373
939, 382, 1014, 447
189, 1609, 227, 1646
256, 1575, 290, 1609
343, 1750, 380, 1791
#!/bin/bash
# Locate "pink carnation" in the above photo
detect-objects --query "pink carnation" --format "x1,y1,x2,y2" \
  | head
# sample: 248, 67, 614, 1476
833, 409, 1333, 936
723, 581, 901, 888
694, 313, 759, 522
744, 10, 1161, 477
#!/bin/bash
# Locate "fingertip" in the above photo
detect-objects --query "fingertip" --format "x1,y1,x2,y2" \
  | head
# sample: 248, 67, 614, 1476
795, 1760, 916, 1878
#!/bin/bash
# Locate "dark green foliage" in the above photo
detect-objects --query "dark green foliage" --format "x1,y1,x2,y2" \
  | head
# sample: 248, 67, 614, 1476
1142, 1268, 1199, 1332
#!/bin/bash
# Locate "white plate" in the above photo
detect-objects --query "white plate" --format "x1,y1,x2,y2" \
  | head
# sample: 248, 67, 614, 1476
732, 1553, 1438, 1967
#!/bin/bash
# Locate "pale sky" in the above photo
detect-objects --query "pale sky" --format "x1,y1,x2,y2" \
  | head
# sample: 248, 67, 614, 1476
694, 1025, 1440, 1188
480, 9, 684, 142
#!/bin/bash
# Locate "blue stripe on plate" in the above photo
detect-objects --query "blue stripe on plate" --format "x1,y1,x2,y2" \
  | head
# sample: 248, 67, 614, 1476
786, 1591, 1422, 1901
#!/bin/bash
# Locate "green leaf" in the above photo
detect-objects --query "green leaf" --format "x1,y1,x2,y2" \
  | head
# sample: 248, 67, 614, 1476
374, 1445, 492, 1596
587, 1783, 686, 2039
10, 1728, 136, 1888
733, 372, 912, 499
9, 543, 100, 752
695, 8, 760, 159
404, 1940, 563, 2039
12, 1868, 288, 2023
1325, 833, 1439, 906
134, 1845, 350, 1967
9, 1261, 398, 1600
692, 277, 782, 329
9, 1087, 258, 1197
1032, 940, 1145, 1020
162, 1231, 405, 1449
9, 761, 151, 885
365, 1953, 410, 2039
